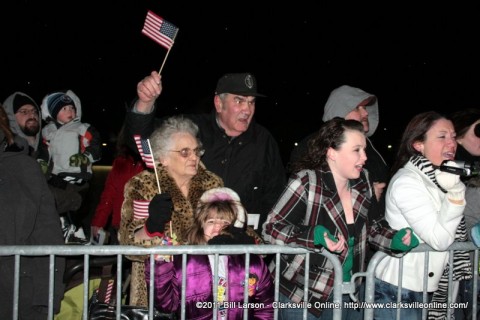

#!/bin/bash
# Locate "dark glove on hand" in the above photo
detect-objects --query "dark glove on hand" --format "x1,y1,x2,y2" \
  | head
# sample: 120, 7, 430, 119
69, 153, 90, 167
145, 193, 173, 237
208, 225, 255, 245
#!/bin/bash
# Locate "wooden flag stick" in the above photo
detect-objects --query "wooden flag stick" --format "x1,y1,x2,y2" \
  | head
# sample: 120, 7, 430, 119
158, 46, 172, 75
147, 138, 173, 261
147, 139, 161, 194
158, 29, 178, 74
170, 220, 174, 261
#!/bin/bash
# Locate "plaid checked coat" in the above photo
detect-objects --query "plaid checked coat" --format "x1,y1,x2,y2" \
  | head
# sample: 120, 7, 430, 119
262, 168, 400, 317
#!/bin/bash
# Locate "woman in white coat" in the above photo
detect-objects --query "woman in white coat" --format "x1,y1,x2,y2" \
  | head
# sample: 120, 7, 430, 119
374, 111, 467, 320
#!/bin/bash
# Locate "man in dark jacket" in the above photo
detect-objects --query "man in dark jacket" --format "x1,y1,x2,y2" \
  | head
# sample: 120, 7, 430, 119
125, 71, 286, 229
0, 104, 65, 319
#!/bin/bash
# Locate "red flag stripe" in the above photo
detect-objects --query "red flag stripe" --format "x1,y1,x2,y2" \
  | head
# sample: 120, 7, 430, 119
133, 199, 150, 220
105, 279, 114, 303
133, 135, 154, 168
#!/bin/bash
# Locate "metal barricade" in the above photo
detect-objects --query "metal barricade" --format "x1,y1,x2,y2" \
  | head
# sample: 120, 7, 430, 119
0, 244, 345, 320
2, 242, 477, 320
363, 242, 478, 320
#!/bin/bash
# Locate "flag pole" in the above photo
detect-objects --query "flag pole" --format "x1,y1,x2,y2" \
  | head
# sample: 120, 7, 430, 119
142, 10, 179, 75
147, 139, 162, 194
158, 29, 178, 74
158, 46, 172, 75
147, 138, 174, 261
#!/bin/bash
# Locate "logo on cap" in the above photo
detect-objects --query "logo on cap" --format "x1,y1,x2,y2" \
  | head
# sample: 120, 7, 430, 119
245, 74, 254, 89
215, 73, 265, 97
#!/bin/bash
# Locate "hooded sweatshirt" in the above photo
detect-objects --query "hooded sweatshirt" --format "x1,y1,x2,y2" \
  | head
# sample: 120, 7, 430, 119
290, 85, 388, 184
322, 85, 379, 137
2, 92, 41, 156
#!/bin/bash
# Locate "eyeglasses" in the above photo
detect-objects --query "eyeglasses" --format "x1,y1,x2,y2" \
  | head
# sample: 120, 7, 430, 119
16, 109, 39, 116
205, 219, 231, 227
168, 147, 205, 158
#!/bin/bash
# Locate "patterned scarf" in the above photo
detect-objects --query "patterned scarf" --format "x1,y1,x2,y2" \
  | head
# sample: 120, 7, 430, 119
409, 155, 472, 319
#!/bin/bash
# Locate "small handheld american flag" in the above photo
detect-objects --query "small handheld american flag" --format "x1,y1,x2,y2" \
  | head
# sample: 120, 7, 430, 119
133, 135, 154, 169
133, 199, 150, 220
141, 10, 179, 74
142, 10, 178, 50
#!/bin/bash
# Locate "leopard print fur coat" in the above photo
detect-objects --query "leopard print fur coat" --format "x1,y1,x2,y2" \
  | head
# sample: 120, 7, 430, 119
119, 163, 223, 307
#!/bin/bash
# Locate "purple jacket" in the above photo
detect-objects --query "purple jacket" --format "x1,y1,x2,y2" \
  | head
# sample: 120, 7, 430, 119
145, 254, 274, 320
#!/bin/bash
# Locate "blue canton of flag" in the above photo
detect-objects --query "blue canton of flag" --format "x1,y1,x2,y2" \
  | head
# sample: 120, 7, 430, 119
160, 21, 178, 41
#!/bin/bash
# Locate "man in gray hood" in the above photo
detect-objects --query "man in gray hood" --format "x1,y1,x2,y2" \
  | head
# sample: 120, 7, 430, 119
2, 92, 41, 157
289, 85, 389, 203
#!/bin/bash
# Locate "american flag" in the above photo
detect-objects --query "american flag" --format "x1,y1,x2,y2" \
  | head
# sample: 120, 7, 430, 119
133, 199, 150, 220
104, 279, 114, 303
133, 135, 154, 168
142, 10, 178, 49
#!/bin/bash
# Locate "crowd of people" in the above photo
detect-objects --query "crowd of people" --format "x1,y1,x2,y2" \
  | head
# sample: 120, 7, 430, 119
1, 69, 479, 320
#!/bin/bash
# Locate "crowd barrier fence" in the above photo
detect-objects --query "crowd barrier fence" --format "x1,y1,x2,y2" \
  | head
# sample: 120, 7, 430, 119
0, 242, 478, 320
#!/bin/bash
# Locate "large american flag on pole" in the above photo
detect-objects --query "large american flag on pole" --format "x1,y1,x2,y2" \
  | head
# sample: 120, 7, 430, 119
142, 10, 178, 49
134, 135, 154, 169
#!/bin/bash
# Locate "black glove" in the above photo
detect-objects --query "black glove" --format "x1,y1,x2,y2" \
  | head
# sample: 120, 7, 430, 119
144, 193, 173, 237
208, 225, 255, 245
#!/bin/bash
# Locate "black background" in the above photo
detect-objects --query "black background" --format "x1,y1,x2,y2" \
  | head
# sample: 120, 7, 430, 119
2, 1, 479, 166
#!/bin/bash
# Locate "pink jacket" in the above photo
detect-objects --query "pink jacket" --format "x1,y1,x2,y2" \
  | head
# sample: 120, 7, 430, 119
145, 254, 274, 319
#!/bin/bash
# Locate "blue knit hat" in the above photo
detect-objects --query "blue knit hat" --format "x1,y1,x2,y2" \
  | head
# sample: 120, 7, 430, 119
46, 93, 75, 120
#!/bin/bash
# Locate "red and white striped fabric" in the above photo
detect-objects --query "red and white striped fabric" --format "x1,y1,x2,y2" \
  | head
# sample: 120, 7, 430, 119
133, 135, 154, 169
133, 199, 150, 220
104, 279, 114, 303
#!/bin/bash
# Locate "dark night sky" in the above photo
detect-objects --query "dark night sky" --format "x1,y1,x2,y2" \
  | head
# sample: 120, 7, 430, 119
2, 1, 480, 165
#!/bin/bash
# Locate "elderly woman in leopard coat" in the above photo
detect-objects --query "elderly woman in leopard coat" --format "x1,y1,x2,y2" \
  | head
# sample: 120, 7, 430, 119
119, 116, 223, 307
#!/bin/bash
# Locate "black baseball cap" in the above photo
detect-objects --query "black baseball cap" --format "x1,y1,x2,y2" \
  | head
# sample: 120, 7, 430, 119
215, 73, 266, 97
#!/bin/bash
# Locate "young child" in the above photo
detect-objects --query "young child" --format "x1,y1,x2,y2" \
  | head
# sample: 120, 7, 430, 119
145, 187, 274, 320
39, 90, 101, 244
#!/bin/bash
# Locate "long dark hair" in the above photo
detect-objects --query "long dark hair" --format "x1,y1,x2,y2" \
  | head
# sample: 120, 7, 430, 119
390, 111, 447, 176
0, 104, 15, 145
449, 108, 480, 139
289, 117, 364, 174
